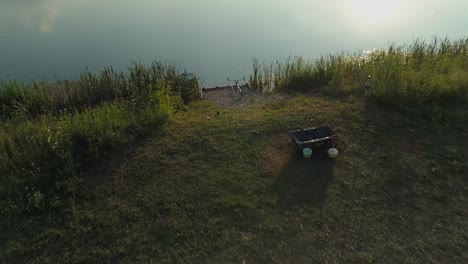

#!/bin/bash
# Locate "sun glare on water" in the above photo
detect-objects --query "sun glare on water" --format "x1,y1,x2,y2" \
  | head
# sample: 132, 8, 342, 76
346, 0, 405, 29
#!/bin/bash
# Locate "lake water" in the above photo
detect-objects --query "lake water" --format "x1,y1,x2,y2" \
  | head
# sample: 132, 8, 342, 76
1, 0, 467, 87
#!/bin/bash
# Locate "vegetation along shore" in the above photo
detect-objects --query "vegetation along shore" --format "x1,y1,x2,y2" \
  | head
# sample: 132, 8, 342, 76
0, 37, 467, 262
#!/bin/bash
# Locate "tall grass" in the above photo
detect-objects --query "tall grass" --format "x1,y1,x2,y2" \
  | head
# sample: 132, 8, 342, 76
0, 62, 199, 217
250, 56, 334, 93
0, 61, 199, 119
250, 37, 468, 108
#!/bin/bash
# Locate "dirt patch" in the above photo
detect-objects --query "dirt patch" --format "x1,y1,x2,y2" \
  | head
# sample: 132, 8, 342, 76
262, 135, 295, 177
202, 86, 290, 109
202, 86, 258, 108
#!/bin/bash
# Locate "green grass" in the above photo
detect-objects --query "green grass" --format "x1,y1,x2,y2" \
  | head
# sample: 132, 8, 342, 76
0, 61, 199, 119
1, 37, 467, 262
0, 62, 199, 217
1, 94, 466, 263
250, 37, 468, 109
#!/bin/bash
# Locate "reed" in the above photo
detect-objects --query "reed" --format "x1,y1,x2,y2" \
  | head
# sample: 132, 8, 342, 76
250, 37, 468, 108
0, 61, 199, 119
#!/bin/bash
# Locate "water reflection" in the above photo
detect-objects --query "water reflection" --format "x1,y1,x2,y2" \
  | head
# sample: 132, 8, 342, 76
38, 0, 65, 33
37, 0, 70, 33
0, 0, 79, 33
0, 0, 467, 85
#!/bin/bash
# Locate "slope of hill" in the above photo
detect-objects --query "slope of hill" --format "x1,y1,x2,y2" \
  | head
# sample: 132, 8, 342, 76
1, 93, 466, 263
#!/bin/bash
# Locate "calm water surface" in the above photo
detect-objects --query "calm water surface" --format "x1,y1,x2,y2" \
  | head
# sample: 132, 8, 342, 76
1, 0, 467, 86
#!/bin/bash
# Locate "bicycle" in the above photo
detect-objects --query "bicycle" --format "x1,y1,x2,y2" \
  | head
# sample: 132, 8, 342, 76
227, 77, 248, 97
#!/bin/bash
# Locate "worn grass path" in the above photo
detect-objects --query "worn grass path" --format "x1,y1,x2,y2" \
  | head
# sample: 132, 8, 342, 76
1, 94, 467, 263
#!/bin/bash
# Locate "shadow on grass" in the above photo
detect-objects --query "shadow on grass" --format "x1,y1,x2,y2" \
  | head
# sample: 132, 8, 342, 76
277, 152, 335, 210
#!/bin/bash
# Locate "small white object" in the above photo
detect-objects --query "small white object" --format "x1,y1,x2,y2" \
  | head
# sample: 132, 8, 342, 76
302, 148, 312, 158
328, 148, 339, 159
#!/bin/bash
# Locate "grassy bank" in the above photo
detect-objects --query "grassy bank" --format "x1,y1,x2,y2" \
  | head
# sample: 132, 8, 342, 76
0, 62, 199, 119
250, 37, 468, 109
1, 95, 466, 262
1, 37, 467, 262
0, 62, 199, 217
